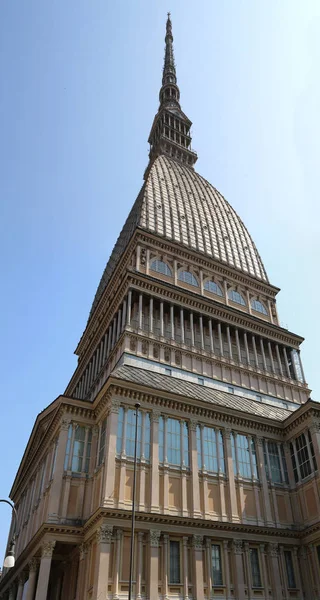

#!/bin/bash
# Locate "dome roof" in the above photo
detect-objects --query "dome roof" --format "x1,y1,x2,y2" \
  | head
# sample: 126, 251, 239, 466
89, 155, 268, 319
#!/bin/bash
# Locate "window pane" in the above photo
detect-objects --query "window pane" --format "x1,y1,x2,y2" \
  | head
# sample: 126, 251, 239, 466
178, 271, 199, 287
203, 427, 218, 473
150, 259, 172, 277
267, 441, 282, 483
250, 548, 262, 587
295, 433, 312, 480
64, 424, 73, 470
170, 541, 181, 583
116, 406, 124, 455
196, 425, 202, 469
284, 551, 296, 588
236, 434, 251, 479
212, 545, 223, 585
251, 299, 267, 315
167, 418, 181, 465
228, 290, 246, 306
98, 418, 106, 466
204, 280, 223, 296
159, 416, 164, 463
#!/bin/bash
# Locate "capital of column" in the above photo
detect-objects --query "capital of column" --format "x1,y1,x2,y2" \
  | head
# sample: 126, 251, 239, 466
192, 535, 203, 550
96, 524, 113, 543
189, 418, 198, 432
110, 398, 120, 414
41, 540, 56, 558
149, 529, 161, 547
255, 436, 264, 447
79, 542, 88, 560
61, 418, 72, 431
151, 409, 161, 423
28, 558, 39, 572
232, 540, 243, 555
93, 425, 99, 436
309, 420, 320, 434
268, 542, 279, 557
299, 546, 308, 559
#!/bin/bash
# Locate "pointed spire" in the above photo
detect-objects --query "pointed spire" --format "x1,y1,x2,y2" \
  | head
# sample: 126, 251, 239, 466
162, 13, 177, 87
144, 14, 197, 178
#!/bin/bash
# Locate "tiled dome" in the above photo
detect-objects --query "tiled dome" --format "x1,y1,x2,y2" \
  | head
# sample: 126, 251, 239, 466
89, 155, 267, 319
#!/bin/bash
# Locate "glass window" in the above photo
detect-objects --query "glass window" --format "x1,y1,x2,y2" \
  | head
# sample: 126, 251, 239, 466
290, 442, 299, 483
295, 432, 312, 479
231, 433, 258, 479
250, 548, 262, 587
212, 544, 223, 585
64, 425, 73, 471
98, 418, 107, 466
284, 550, 296, 588
197, 426, 225, 474
291, 349, 304, 383
169, 541, 181, 583
228, 290, 246, 306
72, 426, 86, 472
64, 424, 92, 473
204, 280, 223, 296
50, 439, 58, 480
308, 430, 317, 472
178, 270, 199, 287
251, 299, 268, 315
150, 259, 172, 277
116, 407, 151, 461
159, 417, 189, 467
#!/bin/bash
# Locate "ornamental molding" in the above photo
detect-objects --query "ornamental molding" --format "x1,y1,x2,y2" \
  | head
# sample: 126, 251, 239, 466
192, 535, 203, 549
232, 540, 243, 554
28, 558, 39, 572
151, 409, 161, 423
79, 542, 88, 560
41, 540, 56, 558
268, 543, 279, 557
96, 524, 113, 544
61, 418, 72, 431
189, 418, 198, 432
149, 529, 161, 547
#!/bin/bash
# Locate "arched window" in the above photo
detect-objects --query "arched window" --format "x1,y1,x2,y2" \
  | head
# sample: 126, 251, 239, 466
228, 289, 246, 306
150, 259, 172, 277
204, 280, 223, 296
178, 270, 199, 287
251, 299, 268, 315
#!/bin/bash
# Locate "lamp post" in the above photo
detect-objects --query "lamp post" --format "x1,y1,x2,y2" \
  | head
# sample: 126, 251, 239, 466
0, 499, 18, 568
128, 402, 140, 600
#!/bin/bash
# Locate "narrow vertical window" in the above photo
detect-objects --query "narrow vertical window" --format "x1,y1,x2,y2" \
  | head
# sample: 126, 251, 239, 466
50, 439, 58, 480
284, 550, 296, 588
290, 442, 298, 483
212, 544, 223, 585
85, 429, 92, 473
169, 541, 181, 583
167, 418, 181, 465
250, 548, 262, 587
231, 433, 258, 480
98, 418, 107, 466
117, 406, 124, 455
308, 430, 317, 472
72, 426, 86, 472
159, 416, 164, 463
64, 424, 73, 470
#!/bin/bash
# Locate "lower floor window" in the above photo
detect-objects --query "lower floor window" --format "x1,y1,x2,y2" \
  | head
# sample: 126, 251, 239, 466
170, 541, 181, 584
211, 544, 223, 585
284, 551, 296, 589
250, 548, 262, 587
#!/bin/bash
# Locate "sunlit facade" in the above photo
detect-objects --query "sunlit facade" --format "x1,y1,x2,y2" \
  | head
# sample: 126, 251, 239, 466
1, 14, 320, 600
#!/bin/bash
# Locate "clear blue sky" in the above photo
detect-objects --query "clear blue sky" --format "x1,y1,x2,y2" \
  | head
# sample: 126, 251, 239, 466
1, 0, 319, 554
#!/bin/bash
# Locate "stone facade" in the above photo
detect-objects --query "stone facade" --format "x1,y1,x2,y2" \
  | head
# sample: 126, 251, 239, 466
0, 14, 319, 600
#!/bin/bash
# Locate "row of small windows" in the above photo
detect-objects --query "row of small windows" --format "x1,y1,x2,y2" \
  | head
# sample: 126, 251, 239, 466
169, 540, 296, 590
62, 417, 319, 486
150, 260, 268, 313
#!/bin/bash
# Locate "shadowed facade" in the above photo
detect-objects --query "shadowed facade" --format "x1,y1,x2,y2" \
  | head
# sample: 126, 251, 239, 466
1, 14, 320, 600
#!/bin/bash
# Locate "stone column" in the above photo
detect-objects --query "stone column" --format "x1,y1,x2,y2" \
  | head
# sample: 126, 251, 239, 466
170, 304, 175, 340
308, 544, 320, 595
25, 559, 39, 600
136, 532, 144, 600
149, 297, 154, 333
180, 309, 185, 344
162, 534, 169, 600
190, 312, 195, 347
252, 335, 259, 368
138, 293, 143, 329
244, 542, 252, 599
34, 541, 56, 600
268, 342, 275, 374
8, 587, 15, 600
299, 546, 314, 600
309, 420, 320, 471
227, 326, 233, 359
150, 409, 160, 512
16, 574, 25, 600
127, 290, 132, 326
260, 338, 267, 371
275, 345, 283, 376
75, 543, 88, 600
160, 301, 164, 337
47, 417, 71, 522
113, 529, 122, 600
235, 328, 242, 363
209, 320, 214, 353
92, 524, 113, 600
217, 323, 223, 356
205, 538, 212, 596
148, 530, 161, 600
222, 541, 231, 597
283, 347, 291, 378
192, 535, 204, 600
199, 316, 205, 350
255, 437, 273, 525
268, 543, 282, 600
292, 546, 302, 594
183, 537, 189, 600
102, 399, 120, 506
232, 540, 245, 600
224, 428, 239, 522
190, 419, 201, 517
244, 333, 250, 364
259, 544, 269, 600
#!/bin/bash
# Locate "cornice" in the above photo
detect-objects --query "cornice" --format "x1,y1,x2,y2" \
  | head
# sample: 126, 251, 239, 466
128, 273, 303, 347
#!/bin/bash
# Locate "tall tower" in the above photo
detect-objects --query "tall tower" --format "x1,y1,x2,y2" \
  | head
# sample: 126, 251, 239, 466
1, 15, 319, 600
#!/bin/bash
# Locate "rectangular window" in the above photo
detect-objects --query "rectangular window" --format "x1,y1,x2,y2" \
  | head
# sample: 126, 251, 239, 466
197, 426, 225, 474
212, 544, 223, 586
98, 418, 107, 466
72, 426, 86, 472
169, 541, 181, 584
284, 550, 296, 589
263, 441, 287, 484
159, 417, 189, 467
296, 432, 311, 479
250, 548, 262, 587
232, 433, 257, 479
308, 430, 317, 472
290, 442, 298, 483
116, 408, 151, 460
50, 439, 58, 480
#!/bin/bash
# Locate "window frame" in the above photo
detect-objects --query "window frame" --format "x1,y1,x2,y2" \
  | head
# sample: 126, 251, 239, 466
250, 547, 262, 588
251, 299, 268, 315
211, 544, 223, 586
228, 289, 246, 306
284, 550, 296, 589
204, 279, 223, 297
178, 270, 199, 287
169, 540, 181, 584
150, 259, 172, 277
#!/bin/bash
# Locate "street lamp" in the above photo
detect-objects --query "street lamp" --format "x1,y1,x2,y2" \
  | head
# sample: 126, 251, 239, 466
128, 402, 140, 600
0, 499, 17, 568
